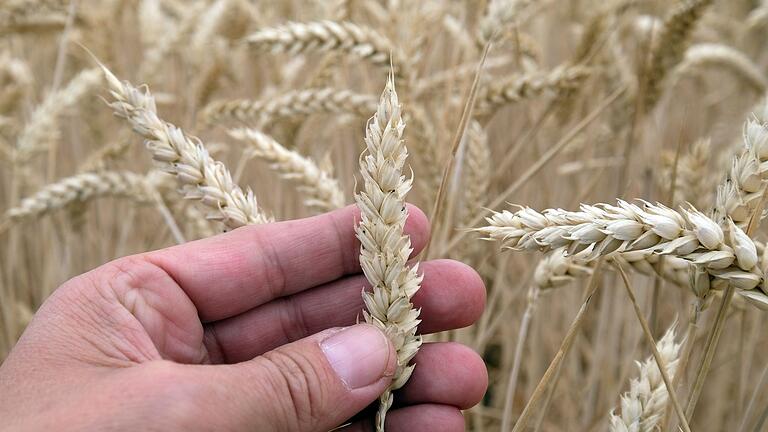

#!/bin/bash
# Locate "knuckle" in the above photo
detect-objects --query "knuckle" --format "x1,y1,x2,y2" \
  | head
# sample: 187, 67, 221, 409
259, 348, 331, 430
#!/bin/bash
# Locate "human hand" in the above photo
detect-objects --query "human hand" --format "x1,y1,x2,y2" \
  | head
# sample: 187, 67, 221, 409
0, 204, 487, 432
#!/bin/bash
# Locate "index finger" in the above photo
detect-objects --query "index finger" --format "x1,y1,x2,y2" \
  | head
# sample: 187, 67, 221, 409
145, 204, 430, 321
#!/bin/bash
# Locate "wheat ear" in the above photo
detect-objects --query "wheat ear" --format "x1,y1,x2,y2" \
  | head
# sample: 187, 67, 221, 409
609, 326, 682, 432
356, 73, 422, 431
100, 64, 270, 229
642, 0, 713, 111
713, 96, 768, 228
477, 200, 763, 294
15, 68, 101, 161
475, 65, 590, 118
246, 21, 404, 76
3, 171, 154, 223
228, 128, 345, 213
660, 138, 712, 210
200, 88, 378, 127
673, 44, 768, 94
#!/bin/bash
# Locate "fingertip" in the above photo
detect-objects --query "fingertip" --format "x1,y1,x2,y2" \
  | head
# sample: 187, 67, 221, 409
402, 342, 488, 409
404, 203, 430, 254
386, 404, 464, 432
416, 259, 486, 331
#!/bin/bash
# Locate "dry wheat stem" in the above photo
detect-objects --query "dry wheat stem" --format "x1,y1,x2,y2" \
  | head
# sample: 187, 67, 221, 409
228, 128, 345, 213
615, 264, 691, 432
511, 260, 603, 432
100, 64, 271, 229
200, 88, 378, 127
609, 321, 683, 432
355, 73, 422, 431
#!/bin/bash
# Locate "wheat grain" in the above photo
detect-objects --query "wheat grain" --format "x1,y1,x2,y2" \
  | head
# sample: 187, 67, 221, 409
356, 73, 422, 431
609, 326, 682, 432
100, 64, 271, 229
200, 87, 378, 127
228, 128, 345, 213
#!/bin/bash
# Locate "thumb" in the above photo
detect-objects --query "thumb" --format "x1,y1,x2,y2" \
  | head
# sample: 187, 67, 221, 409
204, 324, 396, 432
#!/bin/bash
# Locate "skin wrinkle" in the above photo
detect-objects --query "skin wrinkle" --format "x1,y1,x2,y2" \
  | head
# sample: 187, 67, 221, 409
247, 225, 289, 309
102, 257, 205, 363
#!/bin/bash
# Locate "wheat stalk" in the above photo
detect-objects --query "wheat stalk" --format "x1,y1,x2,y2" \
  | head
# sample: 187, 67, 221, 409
246, 21, 404, 76
475, 65, 590, 118
15, 68, 101, 161
228, 128, 345, 213
356, 73, 422, 431
100, 63, 271, 229
609, 326, 682, 432
200, 87, 378, 127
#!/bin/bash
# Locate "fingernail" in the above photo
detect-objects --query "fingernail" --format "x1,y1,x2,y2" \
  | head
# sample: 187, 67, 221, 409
321, 324, 393, 389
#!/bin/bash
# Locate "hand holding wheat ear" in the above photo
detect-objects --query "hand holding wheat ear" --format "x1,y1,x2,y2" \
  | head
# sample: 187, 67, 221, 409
356, 73, 423, 431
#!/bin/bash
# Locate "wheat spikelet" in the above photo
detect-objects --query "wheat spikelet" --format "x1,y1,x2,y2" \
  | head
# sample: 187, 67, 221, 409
4, 171, 154, 223
609, 326, 682, 432
475, 65, 590, 118
533, 248, 593, 290
642, 0, 713, 111
673, 43, 768, 94
200, 87, 378, 127
15, 68, 101, 161
228, 128, 345, 213
246, 21, 403, 76
100, 64, 271, 229
356, 73, 422, 431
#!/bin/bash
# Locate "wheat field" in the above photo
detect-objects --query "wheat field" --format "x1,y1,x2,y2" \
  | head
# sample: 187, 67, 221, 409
2, 0, 768, 430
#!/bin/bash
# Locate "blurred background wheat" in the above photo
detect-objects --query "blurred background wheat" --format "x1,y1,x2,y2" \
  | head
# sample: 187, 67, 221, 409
2, 0, 768, 430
